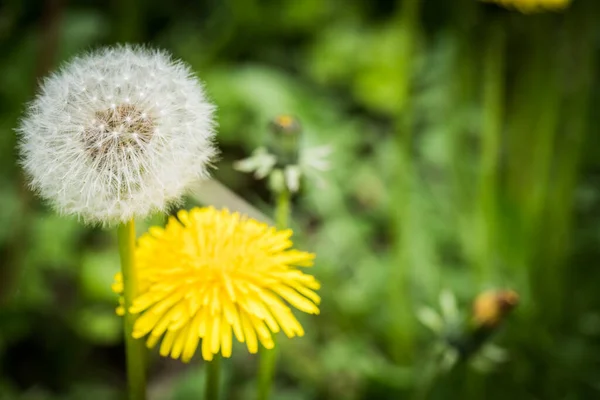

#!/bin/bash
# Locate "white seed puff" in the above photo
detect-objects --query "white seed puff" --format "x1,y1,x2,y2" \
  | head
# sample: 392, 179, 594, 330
17, 45, 217, 225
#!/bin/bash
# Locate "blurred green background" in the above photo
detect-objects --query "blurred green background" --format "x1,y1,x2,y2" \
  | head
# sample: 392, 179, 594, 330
1, 0, 600, 399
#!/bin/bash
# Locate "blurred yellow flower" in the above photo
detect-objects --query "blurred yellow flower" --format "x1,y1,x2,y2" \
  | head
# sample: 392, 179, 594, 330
472, 290, 519, 329
113, 207, 320, 362
481, 0, 571, 12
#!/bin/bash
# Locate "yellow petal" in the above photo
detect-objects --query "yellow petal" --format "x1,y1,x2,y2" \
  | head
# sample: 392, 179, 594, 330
241, 313, 258, 354
220, 319, 233, 358
271, 285, 319, 314
170, 324, 189, 359
159, 329, 177, 357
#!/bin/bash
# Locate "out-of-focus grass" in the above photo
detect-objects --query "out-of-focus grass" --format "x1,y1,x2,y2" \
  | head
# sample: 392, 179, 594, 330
1, 1, 600, 399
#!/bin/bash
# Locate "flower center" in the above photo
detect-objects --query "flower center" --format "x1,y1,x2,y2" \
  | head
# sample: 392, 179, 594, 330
82, 104, 155, 161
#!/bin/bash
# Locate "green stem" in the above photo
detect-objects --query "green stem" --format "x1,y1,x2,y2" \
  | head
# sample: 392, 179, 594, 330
274, 189, 290, 230
388, 0, 422, 365
256, 188, 291, 400
477, 19, 506, 285
256, 337, 278, 400
535, 2, 596, 326
395, 0, 422, 112
118, 220, 147, 400
205, 354, 221, 400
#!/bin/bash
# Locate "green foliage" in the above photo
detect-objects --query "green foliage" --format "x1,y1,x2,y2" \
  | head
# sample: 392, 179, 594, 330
1, 0, 599, 399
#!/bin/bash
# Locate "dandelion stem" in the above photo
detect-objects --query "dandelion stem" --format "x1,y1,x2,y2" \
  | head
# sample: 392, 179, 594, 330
275, 189, 291, 230
118, 219, 147, 400
388, 0, 422, 365
205, 354, 221, 400
257, 338, 278, 400
476, 19, 506, 285
256, 188, 290, 400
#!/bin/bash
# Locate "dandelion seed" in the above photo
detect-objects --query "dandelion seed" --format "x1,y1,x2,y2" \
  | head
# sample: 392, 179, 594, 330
112, 207, 321, 362
17, 45, 217, 225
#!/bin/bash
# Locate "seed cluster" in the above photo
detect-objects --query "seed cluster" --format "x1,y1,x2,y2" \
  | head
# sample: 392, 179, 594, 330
17, 45, 217, 224
82, 104, 155, 161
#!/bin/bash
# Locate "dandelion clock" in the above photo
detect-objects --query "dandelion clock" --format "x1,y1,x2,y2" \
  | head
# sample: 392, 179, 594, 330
17, 45, 216, 225
16, 45, 217, 400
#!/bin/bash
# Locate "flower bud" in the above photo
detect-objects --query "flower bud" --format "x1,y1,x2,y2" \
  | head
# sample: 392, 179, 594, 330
472, 290, 519, 329
267, 115, 302, 167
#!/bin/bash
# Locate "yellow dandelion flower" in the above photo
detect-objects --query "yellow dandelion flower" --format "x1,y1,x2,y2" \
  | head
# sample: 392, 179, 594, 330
112, 207, 320, 362
481, 0, 571, 13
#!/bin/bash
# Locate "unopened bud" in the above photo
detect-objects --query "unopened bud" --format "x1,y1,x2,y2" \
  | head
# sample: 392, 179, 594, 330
267, 115, 301, 167
472, 290, 519, 329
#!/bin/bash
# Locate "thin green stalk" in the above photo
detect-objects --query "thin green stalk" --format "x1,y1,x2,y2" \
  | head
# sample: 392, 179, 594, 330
205, 354, 221, 400
477, 20, 506, 285
274, 189, 290, 230
449, 0, 477, 294
513, 21, 560, 310
256, 188, 290, 400
500, 39, 532, 288
388, 0, 422, 365
257, 337, 278, 400
450, 0, 476, 207
395, 0, 422, 112
536, 2, 596, 326
118, 220, 147, 400
388, 142, 415, 365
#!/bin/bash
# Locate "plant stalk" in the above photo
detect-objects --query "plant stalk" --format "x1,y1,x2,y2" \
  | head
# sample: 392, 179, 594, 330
388, 0, 422, 365
477, 19, 506, 285
205, 354, 221, 400
256, 188, 291, 400
274, 189, 290, 230
118, 220, 147, 400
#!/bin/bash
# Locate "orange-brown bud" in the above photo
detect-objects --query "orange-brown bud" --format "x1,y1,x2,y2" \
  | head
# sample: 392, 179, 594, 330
472, 290, 519, 329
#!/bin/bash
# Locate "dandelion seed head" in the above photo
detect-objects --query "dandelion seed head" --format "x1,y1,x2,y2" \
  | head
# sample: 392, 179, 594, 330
17, 45, 217, 225
113, 207, 320, 362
